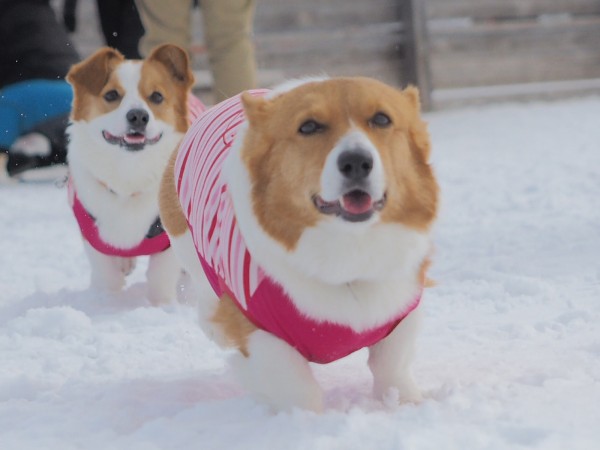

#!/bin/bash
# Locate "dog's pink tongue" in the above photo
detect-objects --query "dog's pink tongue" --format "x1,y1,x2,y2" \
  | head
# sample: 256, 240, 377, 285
342, 191, 373, 215
124, 134, 145, 144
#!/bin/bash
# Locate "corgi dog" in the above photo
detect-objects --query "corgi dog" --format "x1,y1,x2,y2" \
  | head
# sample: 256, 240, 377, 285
159, 77, 439, 411
66, 44, 202, 304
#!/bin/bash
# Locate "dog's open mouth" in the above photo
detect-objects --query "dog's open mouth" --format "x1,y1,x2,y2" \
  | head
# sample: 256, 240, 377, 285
313, 190, 386, 222
102, 130, 162, 150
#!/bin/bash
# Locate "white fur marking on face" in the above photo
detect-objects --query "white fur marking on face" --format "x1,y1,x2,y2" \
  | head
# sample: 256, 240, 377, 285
88, 62, 162, 140
320, 129, 386, 202
117, 61, 145, 111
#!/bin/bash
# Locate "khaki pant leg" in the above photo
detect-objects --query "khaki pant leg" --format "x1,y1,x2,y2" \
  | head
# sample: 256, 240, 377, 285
134, 0, 193, 56
201, 0, 257, 102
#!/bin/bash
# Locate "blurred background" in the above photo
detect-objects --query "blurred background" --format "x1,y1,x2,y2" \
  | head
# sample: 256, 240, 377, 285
53, 0, 600, 110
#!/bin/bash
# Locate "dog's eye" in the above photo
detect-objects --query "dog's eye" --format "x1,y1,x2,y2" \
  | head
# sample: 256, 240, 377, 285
298, 120, 325, 135
103, 90, 120, 102
369, 112, 392, 128
149, 91, 164, 104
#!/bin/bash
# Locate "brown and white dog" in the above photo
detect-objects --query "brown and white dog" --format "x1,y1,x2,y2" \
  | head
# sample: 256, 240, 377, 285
160, 77, 439, 411
66, 44, 197, 304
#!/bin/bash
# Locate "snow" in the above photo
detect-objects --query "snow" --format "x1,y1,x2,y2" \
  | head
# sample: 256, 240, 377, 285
1, 96, 599, 449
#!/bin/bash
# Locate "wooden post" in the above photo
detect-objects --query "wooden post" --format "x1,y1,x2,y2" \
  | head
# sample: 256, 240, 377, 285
401, 0, 433, 110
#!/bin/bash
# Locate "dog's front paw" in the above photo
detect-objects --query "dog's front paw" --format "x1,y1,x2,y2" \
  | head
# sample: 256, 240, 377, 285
146, 249, 181, 306
233, 330, 324, 413
374, 376, 423, 405
396, 379, 423, 405
119, 257, 136, 276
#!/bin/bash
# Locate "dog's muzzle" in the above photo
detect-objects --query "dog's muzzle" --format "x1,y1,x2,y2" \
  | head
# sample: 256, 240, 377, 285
313, 190, 387, 223
102, 109, 162, 151
312, 148, 386, 222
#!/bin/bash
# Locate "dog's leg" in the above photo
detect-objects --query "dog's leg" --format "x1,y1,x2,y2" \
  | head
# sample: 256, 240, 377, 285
146, 247, 180, 305
159, 161, 208, 304
169, 229, 203, 282
83, 240, 134, 291
159, 149, 204, 279
232, 330, 323, 412
159, 148, 215, 306
368, 305, 423, 404
210, 295, 322, 411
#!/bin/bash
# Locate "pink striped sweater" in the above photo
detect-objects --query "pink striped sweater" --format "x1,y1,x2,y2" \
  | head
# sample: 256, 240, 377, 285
175, 91, 420, 364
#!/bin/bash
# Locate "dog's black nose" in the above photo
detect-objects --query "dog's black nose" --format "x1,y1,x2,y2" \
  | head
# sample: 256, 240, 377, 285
337, 150, 373, 181
126, 109, 149, 130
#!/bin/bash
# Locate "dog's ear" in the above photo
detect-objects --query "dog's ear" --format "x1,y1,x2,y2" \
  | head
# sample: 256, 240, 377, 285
403, 85, 422, 114
67, 47, 124, 95
147, 44, 194, 89
241, 92, 270, 127
402, 86, 432, 163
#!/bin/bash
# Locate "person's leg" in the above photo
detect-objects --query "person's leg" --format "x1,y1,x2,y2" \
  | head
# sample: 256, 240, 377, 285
96, 0, 122, 51
134, 0, 193, 57
201, 0, 257, 102
116, 0, 145, 59
96, 0, 144, 59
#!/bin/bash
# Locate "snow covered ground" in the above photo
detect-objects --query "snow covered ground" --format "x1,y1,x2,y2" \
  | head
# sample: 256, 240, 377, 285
1, 96, 599, 449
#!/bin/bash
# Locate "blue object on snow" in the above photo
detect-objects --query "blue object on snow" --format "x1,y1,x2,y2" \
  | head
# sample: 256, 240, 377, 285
0, 79, 73, 150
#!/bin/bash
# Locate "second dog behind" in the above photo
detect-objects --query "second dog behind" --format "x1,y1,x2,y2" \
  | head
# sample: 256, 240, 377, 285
66, 44, 199, 304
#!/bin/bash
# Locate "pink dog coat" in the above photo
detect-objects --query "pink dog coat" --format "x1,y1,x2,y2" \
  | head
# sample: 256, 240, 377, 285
69, 94, 205, 258
69, 185, 170, 257
175, 91, 421, 364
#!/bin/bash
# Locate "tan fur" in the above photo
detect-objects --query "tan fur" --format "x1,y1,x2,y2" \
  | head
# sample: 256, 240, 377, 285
378, 86, 439, 230
141, 45, 194, 133
159, 149, 189, 237
418, 257, 436, 288
67, 48, 125, 121
211, 293, 258, 357
241, 78, 439, 251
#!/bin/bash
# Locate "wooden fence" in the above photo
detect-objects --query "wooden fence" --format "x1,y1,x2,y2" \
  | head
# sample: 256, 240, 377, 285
250, 0, 600, 109
423, 0, 600, 108
250, 0, 413, 89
